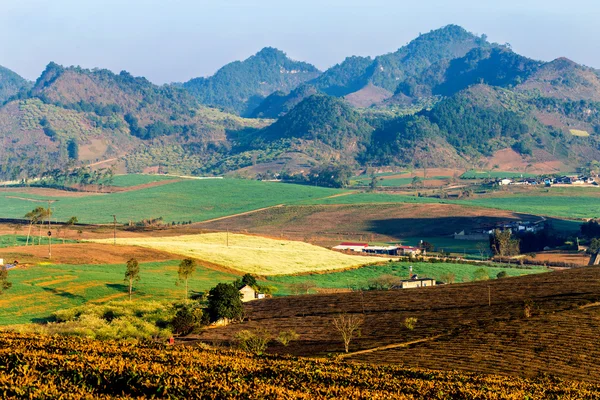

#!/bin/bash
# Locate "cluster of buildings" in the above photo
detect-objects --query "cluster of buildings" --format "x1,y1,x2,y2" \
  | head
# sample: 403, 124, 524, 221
497, 176, 597, 186
454, 220, 545, 240
332, 242, 423, 256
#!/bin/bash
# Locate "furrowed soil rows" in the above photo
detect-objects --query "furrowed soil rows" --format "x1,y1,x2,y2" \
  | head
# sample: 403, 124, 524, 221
200, 266, 600, 383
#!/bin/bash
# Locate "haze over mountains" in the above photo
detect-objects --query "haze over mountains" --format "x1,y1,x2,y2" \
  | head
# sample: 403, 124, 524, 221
1, 24, 599, 180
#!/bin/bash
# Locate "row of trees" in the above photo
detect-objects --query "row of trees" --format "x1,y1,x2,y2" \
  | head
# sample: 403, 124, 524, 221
39, 167, 115, 189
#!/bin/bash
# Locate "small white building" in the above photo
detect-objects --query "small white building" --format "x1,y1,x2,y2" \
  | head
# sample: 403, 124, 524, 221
239, 285, 265, 302
239, 285, 257, 302
499, 179, 513, 186
394, 277, 436, 289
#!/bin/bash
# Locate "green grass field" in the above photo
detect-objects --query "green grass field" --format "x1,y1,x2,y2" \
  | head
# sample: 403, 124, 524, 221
2, 176, 598, 224
264, 262, 549, 295
0, 260, 239, 325
303, 193, 441, 205
110, 174, 184, 187
460, 170, 538, 179
0, 235, 77, 248
90, 233, 371, 275
464, 196, 600, 219
0, 179, 343, 224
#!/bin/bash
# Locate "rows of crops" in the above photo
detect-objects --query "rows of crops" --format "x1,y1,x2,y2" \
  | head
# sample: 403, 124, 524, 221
0, 333, 598, 399
200, 266, 600, 382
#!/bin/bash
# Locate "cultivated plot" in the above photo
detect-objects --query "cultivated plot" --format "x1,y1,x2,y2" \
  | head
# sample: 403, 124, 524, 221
90, 233, 371, 275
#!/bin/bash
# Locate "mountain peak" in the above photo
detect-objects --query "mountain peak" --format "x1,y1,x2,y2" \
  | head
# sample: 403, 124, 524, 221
255, 47, 287, 58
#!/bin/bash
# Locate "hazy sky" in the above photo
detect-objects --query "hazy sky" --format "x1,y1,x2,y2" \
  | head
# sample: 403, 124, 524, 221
2, 0, 599, 84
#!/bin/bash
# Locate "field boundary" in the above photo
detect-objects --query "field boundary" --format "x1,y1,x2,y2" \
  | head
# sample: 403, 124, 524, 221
339, 334, 446, 359
194, 205, 285, 225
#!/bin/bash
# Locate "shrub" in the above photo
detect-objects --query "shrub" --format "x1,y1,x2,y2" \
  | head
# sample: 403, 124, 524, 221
276, 329, 299, 346
496, 271, 508, 279
171, 303, 204, 335
236, 328, 271, 355
404, 317, 418, 330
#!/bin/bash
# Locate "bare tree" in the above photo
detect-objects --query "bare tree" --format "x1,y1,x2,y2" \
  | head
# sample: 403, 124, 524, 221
289, 281, 315, 295
476, 242, 490, 260
332, 313, 364, 353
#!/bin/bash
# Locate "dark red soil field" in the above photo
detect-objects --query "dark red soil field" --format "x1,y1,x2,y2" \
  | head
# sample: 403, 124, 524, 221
198, 266, 600, 383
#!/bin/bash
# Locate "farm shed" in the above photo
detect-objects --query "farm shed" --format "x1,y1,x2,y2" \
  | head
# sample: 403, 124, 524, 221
393, 277, 436, 289
396, 245, 422, 256
333, 242, 369, 252
363, 246, 400, 255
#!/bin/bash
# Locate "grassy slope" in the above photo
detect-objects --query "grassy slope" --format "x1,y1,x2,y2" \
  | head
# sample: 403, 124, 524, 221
0, 179, 342, 224
304, 189, 599, 219
90, 233, 371, 275
264, 262, 548, 295
0, 260, 238, 325
109, 174, 183, 187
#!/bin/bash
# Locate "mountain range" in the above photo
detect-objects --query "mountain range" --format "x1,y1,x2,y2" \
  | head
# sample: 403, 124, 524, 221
1, 24, 599, 181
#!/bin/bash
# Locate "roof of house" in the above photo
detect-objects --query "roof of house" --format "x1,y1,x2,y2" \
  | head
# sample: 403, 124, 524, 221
400, 277, 435, 282
339, 242, 369, 247
239, 285, 255, 292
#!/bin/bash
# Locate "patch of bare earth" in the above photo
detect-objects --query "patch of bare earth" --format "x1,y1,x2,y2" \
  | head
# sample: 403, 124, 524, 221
196, 203, 536, 247
0, 243, 176, 265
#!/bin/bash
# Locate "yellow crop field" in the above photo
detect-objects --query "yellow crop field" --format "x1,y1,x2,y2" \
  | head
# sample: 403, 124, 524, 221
570, 129, 590, 137
90, 233, 369, 275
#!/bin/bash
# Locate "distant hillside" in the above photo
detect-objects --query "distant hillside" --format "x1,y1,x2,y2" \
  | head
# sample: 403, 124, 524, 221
0, 65, 30, 104
2, 25, 600, 180
0, 63, 267, 180
363, 84, 600, 168
256, 94, 372, 149
183, 48, 321, 116
252, 25, 491, 114
395, 47, 542, 101
250, 84, 318, 119
515, 57, 600, 101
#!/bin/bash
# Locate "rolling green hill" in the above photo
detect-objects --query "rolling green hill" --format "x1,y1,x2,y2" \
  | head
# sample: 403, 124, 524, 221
183, 47, 321, 116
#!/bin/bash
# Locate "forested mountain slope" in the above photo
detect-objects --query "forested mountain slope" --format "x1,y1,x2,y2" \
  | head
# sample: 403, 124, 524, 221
0, 65, 30, 104
183, 48, 321, 117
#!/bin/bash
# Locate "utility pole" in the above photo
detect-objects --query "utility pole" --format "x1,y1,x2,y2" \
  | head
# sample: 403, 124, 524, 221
112, 215, 117, 245
226, 229, 229, 247
47, 199, 53, 259
13, 197, 58, 259
488, 285, 491, 306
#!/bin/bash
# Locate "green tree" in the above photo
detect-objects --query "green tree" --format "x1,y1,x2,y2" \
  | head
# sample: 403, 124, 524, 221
473, 268, 490, 281
234, 273, 257, 290
24, 207, 46, 246
496, 271, 508, 279
67, 139, 79, 160
411, 176, 423, 188
489, 229, 520, 256
207, 283, 244, 322
178, 258, 197, 300
0, 265, 12, 295
171, 303, 204, 335
124, 258, 140, 300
